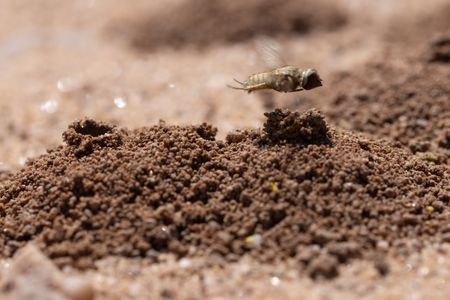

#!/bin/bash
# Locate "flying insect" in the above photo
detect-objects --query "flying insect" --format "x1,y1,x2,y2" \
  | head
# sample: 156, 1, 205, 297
228, 37, 323, 93
228, 66, 322, 93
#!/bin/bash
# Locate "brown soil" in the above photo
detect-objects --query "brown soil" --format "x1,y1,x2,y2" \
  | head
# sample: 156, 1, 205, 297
318, 44, 450, 164
1, 109, 448, 280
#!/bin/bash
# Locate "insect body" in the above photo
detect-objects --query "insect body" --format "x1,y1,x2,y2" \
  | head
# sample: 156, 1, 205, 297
228, 66, 322, 93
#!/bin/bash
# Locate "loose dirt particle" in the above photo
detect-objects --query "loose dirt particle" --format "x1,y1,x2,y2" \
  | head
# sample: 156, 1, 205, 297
373, 254, 390, 276
307, 253, 339, 279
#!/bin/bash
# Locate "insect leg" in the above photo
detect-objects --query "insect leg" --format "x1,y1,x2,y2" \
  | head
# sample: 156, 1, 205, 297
227, 78, 249, 91
233, 78, 245, 85
227, 84, 248, 91
245, 82, 270, 93
227, 79, 270, 93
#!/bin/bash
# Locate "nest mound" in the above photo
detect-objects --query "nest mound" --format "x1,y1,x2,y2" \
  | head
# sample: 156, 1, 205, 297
1, 110, 448, 279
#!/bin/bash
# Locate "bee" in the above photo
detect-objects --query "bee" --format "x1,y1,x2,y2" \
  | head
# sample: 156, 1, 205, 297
228, 37, 323, 93
228, 66, 322, 93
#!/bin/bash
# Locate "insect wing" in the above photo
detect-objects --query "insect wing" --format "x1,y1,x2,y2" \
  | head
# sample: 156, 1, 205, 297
254, 36, 287, 68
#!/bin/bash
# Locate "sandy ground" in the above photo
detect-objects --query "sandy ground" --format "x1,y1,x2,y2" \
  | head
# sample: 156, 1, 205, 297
0, 0, 449, 299
2, 243, 450, 299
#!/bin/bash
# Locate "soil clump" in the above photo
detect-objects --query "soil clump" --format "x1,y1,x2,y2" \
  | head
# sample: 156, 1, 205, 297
263, 108, 330, 145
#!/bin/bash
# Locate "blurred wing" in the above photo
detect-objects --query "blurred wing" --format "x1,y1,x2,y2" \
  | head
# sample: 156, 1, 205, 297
254, 36, 287, 68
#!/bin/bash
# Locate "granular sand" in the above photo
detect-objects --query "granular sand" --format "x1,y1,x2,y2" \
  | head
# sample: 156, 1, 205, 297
1, 109, 448, 279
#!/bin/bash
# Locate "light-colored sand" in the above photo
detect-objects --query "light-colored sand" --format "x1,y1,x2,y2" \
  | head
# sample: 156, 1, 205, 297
2, 244, 450, 299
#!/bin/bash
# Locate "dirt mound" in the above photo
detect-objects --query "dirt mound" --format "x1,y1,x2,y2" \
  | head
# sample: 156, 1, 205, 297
320, 35, 450, 164
112, 0, 347, 51
1, 110, 449, 279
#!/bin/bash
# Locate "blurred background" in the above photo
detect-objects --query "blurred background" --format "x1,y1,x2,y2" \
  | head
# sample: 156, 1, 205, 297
0, 0, 449, 170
